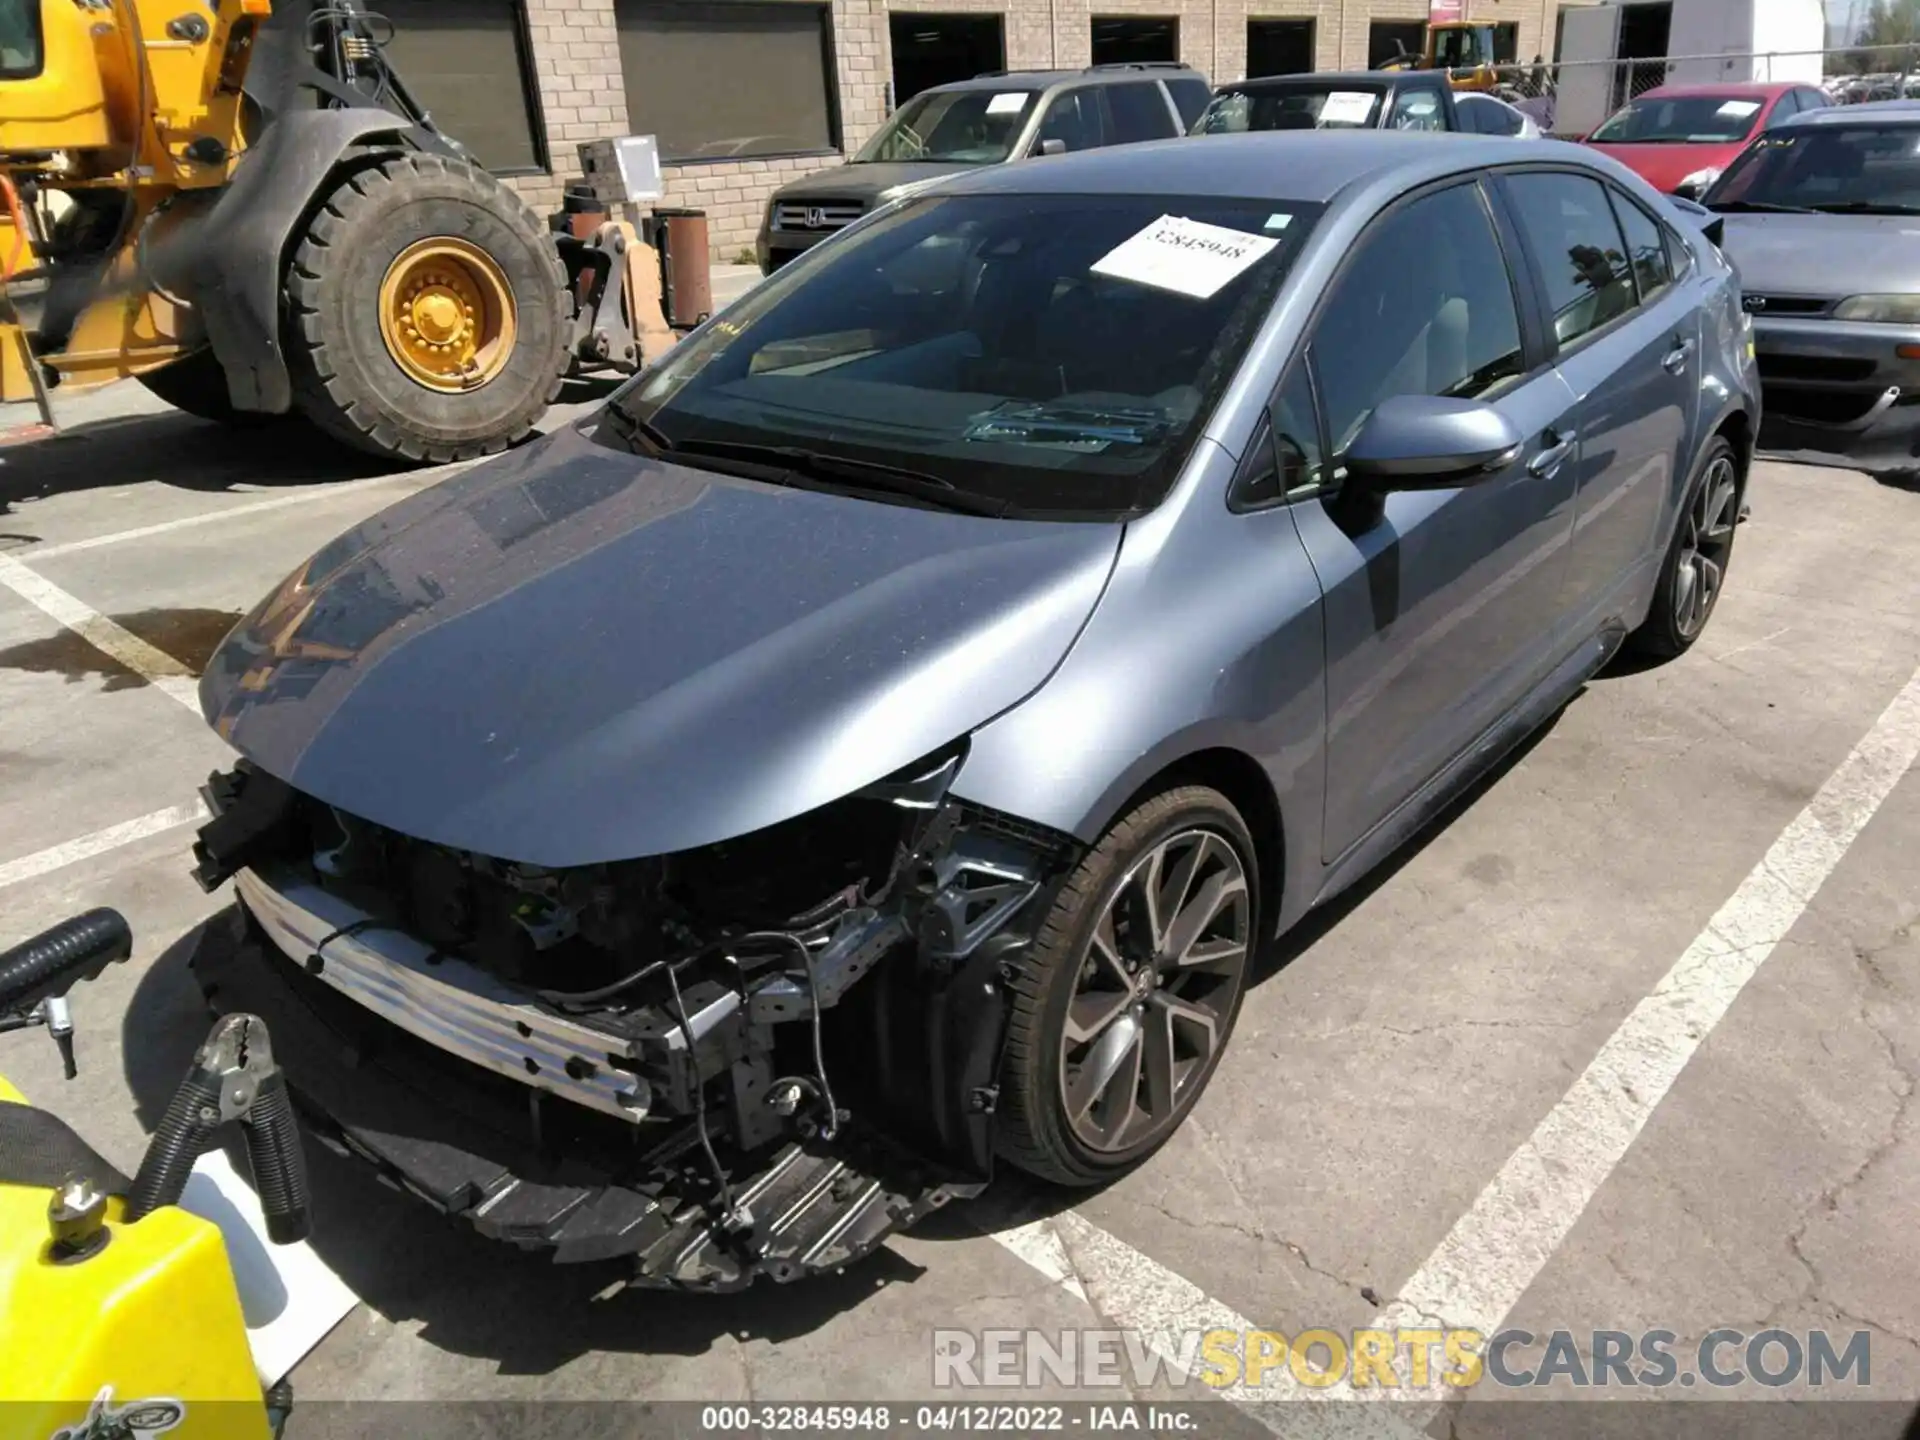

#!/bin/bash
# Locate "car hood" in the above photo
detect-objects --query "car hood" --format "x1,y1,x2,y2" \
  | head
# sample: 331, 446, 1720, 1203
770, 161, 979, 203
1716, 211, 1920, 299
200, 423, 1121, 866
1585, 141, 1743, 193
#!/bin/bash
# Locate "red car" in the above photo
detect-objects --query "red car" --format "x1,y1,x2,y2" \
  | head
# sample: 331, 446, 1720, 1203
1584, 82, 1831, 197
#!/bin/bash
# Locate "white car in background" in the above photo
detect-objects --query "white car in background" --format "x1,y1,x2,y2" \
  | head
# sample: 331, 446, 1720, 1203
1457, 92, 1543, 138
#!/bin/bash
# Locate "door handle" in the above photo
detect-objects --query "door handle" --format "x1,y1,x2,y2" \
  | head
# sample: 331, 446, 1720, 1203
1528, 428, 1576, 478
1662, 337, 1695, 374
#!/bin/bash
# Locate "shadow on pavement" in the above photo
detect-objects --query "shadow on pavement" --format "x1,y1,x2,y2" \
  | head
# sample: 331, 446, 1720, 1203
122, 924, 930, 1377
0, 606, 245, 693
2, 410, 390, 514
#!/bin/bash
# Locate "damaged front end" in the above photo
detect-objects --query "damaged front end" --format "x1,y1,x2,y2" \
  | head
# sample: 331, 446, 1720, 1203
187, 745, 1078, 1290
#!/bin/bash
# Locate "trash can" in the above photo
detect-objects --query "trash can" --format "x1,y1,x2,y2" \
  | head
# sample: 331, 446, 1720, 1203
651, 208, 713, 329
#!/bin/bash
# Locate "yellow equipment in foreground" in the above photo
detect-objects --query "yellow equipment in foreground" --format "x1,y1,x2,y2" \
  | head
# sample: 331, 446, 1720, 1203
0, 910, 310, 1440
1, 0, 676, 461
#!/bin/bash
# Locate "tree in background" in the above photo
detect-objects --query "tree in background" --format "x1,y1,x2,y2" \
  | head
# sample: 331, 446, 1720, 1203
1848, 0, 1920, 72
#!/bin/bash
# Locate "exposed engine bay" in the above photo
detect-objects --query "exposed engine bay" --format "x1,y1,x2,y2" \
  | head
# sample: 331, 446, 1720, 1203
187, 748, 1079, 1289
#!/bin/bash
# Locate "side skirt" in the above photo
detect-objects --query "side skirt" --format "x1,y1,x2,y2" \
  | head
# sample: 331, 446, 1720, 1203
1309, 618, 1627, 912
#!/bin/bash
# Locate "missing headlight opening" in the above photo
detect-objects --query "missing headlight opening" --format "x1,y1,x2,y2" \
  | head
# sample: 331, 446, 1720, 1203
187, 746, 1078, 1291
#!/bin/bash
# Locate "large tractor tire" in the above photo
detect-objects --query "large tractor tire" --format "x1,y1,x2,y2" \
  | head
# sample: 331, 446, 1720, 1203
285, 152, 569, 465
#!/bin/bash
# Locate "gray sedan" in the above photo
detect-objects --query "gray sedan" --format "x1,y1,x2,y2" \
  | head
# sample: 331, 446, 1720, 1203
188, 133, 1758, 1287
1704, 101, 1920, 474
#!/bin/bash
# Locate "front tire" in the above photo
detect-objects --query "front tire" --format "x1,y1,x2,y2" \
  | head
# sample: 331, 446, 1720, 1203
1630, 435, 1741, 660
997, 786, 1257, 1187
285, 153, 570, 465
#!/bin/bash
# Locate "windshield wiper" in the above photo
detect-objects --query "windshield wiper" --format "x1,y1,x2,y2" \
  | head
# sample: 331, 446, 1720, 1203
598, 405, 676, 454
671, 438, 1011, 516
1808, 200, 1920, 215
1707, 199, 1817, 214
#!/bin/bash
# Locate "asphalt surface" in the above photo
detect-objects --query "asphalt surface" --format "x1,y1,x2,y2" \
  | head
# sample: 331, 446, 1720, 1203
1, 361, 1917, 1437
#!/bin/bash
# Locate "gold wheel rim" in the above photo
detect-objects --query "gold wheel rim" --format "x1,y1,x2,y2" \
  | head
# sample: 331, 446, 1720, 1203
376, 237, 517, 392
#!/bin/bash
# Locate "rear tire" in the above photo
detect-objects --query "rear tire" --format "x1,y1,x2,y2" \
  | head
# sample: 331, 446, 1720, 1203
1630, 435, 1741, 660
285, 152, 569, 465
137, 349, 279, 428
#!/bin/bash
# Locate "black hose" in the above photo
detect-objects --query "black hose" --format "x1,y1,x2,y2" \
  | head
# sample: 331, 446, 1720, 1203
243, 1072, 312, 1244
0, 908, 132, 1015
125, 1066, 224, 1222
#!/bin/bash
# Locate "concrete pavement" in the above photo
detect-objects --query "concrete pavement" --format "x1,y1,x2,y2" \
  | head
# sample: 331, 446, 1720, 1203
0, 399, 1916, 1434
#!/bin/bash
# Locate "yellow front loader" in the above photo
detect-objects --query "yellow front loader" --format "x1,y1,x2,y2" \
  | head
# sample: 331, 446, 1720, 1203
1377, 21, 1507, 94
1, 910, 314, 1439
0, 0, 677, 461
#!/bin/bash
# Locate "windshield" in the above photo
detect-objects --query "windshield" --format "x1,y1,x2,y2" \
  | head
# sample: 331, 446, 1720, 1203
1590, 94, 1766, 144
1433, 25, 1494, 69
1704, 124, 1920, 213
854, 89, 1039, 164
0, 0, 42, 79
1195, 86, 1383, 133
607, 193, 1319, 520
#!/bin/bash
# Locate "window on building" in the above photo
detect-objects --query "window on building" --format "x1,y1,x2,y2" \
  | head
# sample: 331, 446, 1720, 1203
617, 0, 837, 162
376, 0, 545, 173
1091, 16, 1178, 65
1367, 21, 1425, 69
888, 13, 1004, 106
1103, 80, 1177, 142
1246, 19, 1314, 78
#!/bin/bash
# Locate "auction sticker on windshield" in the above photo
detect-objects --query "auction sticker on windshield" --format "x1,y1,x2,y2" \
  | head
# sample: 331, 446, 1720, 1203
1717, 99, 1761, 118
1319, 90, 1377, 125
1090, 215, 1279, 300
986, 92, 1029, 114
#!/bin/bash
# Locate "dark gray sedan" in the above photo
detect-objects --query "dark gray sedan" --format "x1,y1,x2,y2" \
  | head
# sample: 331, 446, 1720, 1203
1704, 101, 1920, 474
188, 133, 1758, 1288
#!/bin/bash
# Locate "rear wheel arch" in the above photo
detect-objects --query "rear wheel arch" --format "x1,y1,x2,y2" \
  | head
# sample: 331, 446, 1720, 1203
1713, 407, 1754, 480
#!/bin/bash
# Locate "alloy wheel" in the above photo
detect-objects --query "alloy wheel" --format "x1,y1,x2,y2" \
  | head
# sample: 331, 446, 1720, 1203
1673, 455, 1739, 639
1057, 828, 1251, 1154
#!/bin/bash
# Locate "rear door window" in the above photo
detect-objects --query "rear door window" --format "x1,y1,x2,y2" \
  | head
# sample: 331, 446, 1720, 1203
1035, 89, 1107, 152
1388, 87, 1446, 131
1501, 171, 1637, 350
1608, 189, 1673, 303
1104, 81, 1178, 143
1165, 75, 1214, 129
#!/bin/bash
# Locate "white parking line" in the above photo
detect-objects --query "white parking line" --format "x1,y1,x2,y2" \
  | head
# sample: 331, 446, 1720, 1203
0, 552, 203, 711
0, 800, 208, 892
985, 658, 1920, 1423
24, 476, 418, 561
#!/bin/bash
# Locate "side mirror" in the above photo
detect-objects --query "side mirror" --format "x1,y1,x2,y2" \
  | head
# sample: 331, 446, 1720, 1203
1344, 395, 1523, 489
1037, 138, 1067, 156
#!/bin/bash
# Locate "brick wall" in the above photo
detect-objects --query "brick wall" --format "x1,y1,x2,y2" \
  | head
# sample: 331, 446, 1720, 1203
506, 0, 1567, 262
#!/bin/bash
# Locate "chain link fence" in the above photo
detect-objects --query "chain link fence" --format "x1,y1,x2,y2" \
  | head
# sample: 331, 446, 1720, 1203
1462, 42, 1920, 139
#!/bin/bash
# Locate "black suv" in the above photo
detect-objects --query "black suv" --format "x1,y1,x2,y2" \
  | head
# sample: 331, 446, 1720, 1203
755, 62, 1212, 273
